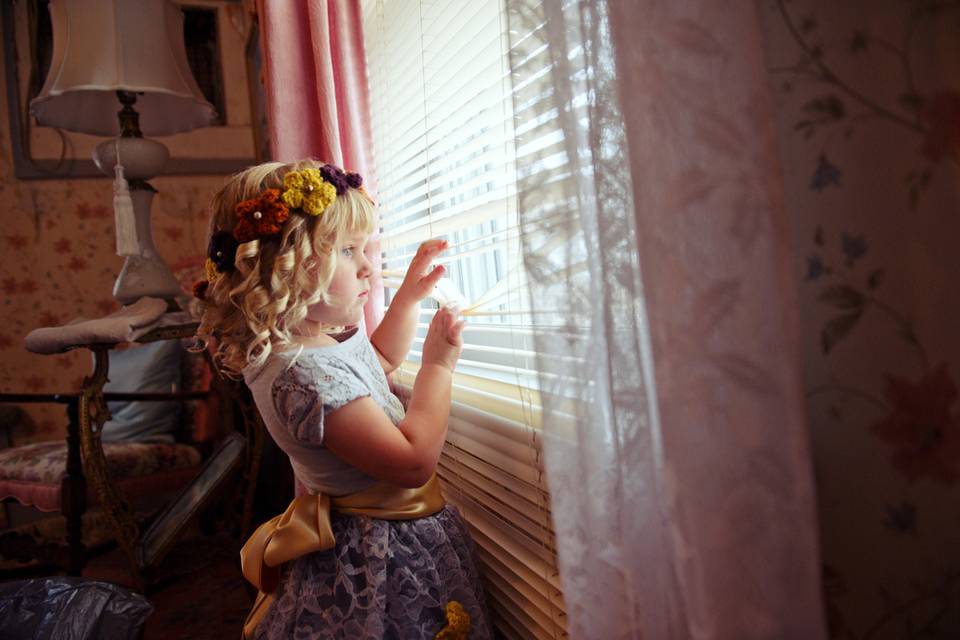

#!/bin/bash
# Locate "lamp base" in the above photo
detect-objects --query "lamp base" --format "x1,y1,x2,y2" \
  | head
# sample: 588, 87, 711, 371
92, 137, 183, 306
110, 186, 183, 306
93, 136, 169, 181
112, 254, 183, 306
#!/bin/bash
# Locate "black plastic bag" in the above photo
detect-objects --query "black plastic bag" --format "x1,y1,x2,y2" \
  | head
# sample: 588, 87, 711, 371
0, 577, 152, 640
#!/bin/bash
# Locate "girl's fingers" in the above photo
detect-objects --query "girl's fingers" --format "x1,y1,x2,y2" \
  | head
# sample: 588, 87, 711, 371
442, 306, 459, 330
407, 264, 444, 300
429, 305, 453, 333
416, 239, 446, 260
422, 238, 448, 253
427, 310, 441, 331
423, 264, 445, 286
448, 318, 465, 345
411, 239, 448, 270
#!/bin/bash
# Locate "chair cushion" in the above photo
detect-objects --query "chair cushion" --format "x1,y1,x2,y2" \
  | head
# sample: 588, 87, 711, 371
0, 441, 201, 512
101, 340, 182, 443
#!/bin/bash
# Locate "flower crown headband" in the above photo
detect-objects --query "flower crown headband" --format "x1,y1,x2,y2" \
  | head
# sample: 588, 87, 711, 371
193, 164, 364, 300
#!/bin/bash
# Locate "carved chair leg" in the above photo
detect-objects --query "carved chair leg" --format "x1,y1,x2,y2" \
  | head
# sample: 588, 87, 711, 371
61, 396, 87, 576
80, 348, 144, 589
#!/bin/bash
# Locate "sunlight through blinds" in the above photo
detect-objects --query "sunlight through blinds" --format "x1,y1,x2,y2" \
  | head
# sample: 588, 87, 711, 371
361, 0, 571, 637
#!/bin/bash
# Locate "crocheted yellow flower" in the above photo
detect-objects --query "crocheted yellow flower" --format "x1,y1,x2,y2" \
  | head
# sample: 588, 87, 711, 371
434, 601, 470, 640
204, 258, 220, 284
282, 168, 336, 216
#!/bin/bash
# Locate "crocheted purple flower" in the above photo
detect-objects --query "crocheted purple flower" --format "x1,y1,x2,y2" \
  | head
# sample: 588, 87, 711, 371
208, 230, 239, 272
321, 164, 363, 195
320, 165, 348, 195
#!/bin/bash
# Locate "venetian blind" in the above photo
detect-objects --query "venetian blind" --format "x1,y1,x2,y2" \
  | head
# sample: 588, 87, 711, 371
361, 1, 572, 637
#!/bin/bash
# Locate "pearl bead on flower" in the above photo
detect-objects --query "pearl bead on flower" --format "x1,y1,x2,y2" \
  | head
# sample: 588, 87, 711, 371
305, 184, 314, 193
253, 211, 262, 220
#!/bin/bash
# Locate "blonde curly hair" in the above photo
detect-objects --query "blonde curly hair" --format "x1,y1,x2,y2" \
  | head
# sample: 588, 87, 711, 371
195, 159, 376, 377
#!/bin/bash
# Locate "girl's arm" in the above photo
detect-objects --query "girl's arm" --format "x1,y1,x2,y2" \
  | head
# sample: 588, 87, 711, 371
325, 306, 463, 487
370, 239, 447, 374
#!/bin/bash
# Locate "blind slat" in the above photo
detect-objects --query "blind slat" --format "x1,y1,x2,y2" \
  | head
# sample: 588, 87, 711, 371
485, 580, 559, 639
475, 545, 565, 617
440, 441, 550, 506
453, 498, 563, 592
478, 547, 567, 634
439, 459, 556, 548
449, 400, 541, 448
437, 455, 550, 526
365, 0, 569, 635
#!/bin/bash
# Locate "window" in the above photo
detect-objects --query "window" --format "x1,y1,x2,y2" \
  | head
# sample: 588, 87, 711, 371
181, 6, 227, 126
362, 1, 568, 637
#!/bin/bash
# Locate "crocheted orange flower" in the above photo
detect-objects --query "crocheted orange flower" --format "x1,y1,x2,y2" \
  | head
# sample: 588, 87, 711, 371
192, 279, 209, 300
233, 189, 289, 243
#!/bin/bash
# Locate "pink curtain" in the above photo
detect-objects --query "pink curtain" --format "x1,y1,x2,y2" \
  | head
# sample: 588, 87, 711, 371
257, 0, 383, 330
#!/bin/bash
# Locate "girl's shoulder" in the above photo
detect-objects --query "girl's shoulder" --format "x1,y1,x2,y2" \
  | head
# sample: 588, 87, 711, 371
269, 348, 374, 438
244, 328, 366, 385
273, 342, 371, 399
276, 349, 355, 389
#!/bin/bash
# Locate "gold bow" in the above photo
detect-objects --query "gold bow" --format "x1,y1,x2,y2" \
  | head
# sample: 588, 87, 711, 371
240, 475, 445, 638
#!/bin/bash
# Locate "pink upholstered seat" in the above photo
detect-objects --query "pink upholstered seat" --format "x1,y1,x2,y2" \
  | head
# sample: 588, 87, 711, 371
0, 441, 201, 512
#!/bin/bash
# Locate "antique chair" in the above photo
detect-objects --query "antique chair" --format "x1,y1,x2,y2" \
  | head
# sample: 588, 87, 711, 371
0, 327, 264, 589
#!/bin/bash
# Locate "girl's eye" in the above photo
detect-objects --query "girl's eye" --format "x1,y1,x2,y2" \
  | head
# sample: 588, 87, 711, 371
341, 246, 354, 258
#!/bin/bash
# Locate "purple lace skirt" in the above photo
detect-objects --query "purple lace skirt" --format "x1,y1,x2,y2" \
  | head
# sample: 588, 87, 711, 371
253, 505, 493, 640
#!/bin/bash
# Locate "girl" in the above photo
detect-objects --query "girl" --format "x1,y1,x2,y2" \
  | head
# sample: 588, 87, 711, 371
194, 159, 492, 639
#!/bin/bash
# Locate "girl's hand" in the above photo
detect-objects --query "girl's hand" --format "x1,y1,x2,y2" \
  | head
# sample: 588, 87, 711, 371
421, 306, 464, 372
395, 239, 448, 305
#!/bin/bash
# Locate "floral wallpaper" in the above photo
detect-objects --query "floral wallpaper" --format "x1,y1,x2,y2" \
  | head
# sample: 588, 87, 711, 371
0, 45, 224, 444
763, 0, 960, 637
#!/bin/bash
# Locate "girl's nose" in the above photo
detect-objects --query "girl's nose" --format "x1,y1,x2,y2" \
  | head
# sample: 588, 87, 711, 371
358, 254, 373, 278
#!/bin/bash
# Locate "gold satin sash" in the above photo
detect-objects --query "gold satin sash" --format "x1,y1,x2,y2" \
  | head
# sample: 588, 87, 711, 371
240, 475, 445, 638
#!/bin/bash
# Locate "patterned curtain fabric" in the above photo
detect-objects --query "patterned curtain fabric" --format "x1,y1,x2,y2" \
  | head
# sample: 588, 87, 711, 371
505, 1, 827, 637
256, 0, 383, 329
762, 1, 960, 638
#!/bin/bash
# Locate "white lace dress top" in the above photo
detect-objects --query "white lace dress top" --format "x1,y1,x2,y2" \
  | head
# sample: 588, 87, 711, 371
242, 328, 406, 497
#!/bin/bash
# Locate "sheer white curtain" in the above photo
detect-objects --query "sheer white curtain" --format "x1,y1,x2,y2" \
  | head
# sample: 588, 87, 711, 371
505, 1, 828, 638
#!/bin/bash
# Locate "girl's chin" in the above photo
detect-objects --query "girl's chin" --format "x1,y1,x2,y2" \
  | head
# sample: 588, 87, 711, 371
334, 310, 364, 327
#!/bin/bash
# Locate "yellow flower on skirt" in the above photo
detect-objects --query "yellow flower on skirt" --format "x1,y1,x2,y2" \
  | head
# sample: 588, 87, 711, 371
435, 601, 470, 640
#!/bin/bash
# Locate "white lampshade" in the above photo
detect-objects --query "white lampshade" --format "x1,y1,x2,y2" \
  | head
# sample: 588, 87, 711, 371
29, 0, 216, 136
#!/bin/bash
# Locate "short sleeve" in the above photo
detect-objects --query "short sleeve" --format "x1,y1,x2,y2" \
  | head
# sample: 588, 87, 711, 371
271, 358, 370, 444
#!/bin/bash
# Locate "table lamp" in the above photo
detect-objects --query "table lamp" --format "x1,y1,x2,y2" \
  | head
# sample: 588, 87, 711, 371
30, 0, 216, 306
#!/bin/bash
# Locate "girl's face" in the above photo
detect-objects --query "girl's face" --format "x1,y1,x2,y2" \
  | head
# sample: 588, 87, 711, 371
304, 231, 372, 328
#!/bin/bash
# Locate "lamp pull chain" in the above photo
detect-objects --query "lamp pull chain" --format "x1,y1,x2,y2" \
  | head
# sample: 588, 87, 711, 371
113, 140, 140, 257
